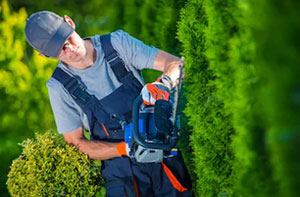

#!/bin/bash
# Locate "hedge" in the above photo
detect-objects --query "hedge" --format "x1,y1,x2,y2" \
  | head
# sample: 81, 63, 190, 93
178, 0, 300, 196
178, 0, 234, 195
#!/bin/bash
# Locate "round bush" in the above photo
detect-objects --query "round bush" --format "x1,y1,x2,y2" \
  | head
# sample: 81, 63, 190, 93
7, 130, 103, 196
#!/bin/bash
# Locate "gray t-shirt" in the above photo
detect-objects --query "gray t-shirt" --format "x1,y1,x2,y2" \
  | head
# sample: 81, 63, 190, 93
47, 30, 158, 134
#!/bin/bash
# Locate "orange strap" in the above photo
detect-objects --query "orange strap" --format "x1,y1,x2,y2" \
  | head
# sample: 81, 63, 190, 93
101, 123, 109, 136
116, 142, 128, 157
161, 162, 188, 192
132, 172, 139, 197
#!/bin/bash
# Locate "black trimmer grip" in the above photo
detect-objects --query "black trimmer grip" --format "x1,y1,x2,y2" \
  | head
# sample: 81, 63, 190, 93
132, 95, 178, 150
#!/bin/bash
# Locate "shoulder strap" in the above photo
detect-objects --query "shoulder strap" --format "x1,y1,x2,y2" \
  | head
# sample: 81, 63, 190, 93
52, 67, 91, 104
100, 34, 128, 81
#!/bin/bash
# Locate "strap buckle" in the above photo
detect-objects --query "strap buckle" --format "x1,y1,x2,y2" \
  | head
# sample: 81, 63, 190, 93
65, 78, 91, 102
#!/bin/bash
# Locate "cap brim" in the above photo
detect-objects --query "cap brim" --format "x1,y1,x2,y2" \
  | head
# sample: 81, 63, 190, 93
43, 21, 74, 57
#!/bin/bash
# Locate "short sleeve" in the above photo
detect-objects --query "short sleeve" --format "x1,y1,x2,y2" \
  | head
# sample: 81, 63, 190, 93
111, 30, 158, 70
47, 78, 82, 134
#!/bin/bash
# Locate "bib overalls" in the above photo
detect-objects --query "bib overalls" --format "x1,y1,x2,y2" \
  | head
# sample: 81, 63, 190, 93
52, 34, 192, 197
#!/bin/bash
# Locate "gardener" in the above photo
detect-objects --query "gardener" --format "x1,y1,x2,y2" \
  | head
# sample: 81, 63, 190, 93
25, 11, 191, 196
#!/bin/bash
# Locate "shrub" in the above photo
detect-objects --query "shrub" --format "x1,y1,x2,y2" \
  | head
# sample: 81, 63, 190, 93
7, 131, 103, 196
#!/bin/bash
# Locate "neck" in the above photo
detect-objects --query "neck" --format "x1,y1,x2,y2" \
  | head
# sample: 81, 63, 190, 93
81, 39, 96, 69
64, 39, 96, 70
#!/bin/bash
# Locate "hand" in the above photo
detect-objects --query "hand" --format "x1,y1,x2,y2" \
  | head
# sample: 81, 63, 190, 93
141, 81, 170, 106
116, 142, 131, 157
160, 75, 175, 90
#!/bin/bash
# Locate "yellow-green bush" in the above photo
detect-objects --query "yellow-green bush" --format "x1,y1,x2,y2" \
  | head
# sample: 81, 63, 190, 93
0, 1, 58, 194
7, 131, 103, 196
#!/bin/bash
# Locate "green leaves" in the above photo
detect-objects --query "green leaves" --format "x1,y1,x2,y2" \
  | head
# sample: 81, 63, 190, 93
178, 0, 300, 196
178, 0, 234, 195
7, 131, 103, 196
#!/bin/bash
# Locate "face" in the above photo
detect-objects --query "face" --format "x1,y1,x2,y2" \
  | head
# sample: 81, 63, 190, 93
57, 31, 87, 65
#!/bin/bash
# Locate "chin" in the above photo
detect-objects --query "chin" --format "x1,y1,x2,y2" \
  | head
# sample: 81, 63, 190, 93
77, 49, 86, 57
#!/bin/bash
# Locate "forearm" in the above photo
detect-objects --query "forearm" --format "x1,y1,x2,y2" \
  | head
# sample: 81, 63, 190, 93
63, 127, 121, 160
76, 138, 120, 160
153, 50, 182, 83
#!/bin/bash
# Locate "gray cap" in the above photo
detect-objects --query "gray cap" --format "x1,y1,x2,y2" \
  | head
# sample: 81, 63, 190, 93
25, 11, 74, 57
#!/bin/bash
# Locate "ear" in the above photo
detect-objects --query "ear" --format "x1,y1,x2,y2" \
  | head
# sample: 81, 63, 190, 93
63, 15, 76, 29
39, 53, 52, 58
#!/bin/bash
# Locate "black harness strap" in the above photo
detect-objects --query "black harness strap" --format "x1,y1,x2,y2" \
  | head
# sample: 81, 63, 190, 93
52, 68, 91, 104
100, 34, 128, 81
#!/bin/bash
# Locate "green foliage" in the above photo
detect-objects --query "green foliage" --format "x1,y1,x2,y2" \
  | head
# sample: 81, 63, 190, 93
139, 0, 158, 47
250, 0, 300, 196
203, 0, 276, 195
178, 0, 235, 195
178, 0, 300, 196
0, 1, 57, 194
7, 130, 103, 196
9, 0, 110, 36
228, 1, 278, 196
153, 0, 186, 54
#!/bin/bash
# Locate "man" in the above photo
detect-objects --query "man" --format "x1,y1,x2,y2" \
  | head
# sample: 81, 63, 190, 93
25, 11, 191, 196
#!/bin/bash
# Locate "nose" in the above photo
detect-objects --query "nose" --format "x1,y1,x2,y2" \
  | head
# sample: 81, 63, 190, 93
58, 44, 74, 58
63, 44, 74, 53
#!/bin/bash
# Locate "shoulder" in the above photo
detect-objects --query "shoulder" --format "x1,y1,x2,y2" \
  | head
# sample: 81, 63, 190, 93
110, 29, 137, 48
47, 63, 71, 92
107, 30, 158, 70
47, 77, 62, 88
111, 29, 130, 39
46, 77, 66, 98
46, 67, 70, 99
46, 64, 65, 91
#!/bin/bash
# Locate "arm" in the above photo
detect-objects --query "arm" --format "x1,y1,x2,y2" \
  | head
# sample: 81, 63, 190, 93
63, 126, 121, 160
152, 50, 182, 83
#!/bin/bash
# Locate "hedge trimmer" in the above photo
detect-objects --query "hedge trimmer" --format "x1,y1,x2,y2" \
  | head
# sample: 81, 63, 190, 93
125, 57, 185, 163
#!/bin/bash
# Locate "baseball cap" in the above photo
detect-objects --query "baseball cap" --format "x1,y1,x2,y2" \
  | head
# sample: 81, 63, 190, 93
25, 11, 74, 57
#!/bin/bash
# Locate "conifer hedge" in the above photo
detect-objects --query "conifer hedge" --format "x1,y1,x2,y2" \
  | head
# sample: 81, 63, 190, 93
178, 0, 234, 195
178, 0, 300, 196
